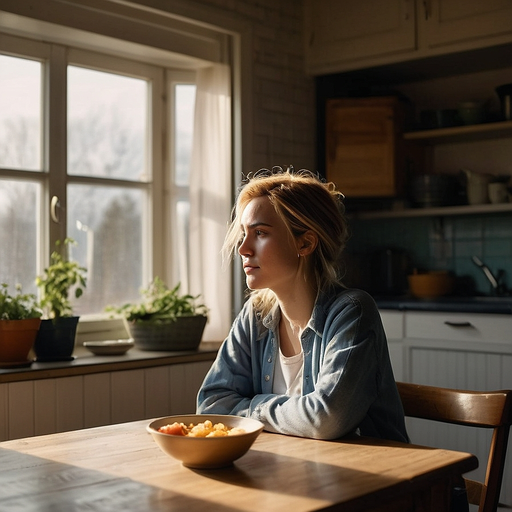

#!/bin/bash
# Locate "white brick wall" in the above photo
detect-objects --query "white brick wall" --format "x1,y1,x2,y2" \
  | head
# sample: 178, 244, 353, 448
239, 0, 316, 171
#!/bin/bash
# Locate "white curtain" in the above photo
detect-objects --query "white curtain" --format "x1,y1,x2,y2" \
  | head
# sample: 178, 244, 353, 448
189, 63, 232, 342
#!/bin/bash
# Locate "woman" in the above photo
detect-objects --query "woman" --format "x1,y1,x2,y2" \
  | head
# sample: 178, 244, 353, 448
197, 166, 408, 442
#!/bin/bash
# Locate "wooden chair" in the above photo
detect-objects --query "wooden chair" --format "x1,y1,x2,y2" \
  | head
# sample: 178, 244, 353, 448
396, 382, 512, 512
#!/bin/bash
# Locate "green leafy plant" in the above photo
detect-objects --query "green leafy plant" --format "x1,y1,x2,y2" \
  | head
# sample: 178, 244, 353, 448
0, 283, 42, 320
36, 238, 87, 319
106, 277, 208, 323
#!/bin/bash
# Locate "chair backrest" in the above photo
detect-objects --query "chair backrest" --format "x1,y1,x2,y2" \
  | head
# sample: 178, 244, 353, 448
396, 382, 512, 512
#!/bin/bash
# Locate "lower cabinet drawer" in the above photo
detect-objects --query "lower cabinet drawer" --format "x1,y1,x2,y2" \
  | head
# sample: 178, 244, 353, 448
405, 311, 512, 344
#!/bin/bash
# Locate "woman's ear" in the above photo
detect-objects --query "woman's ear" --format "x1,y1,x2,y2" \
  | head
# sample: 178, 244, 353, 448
297, 230, 318, 257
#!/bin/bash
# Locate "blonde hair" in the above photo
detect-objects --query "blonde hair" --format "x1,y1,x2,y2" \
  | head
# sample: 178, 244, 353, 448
223, 167, 349, 316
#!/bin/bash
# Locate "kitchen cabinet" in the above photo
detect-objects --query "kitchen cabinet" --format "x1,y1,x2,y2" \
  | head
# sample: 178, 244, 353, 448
110, 369, 146, 423
305, 0, 512, 75
380, 309, 512, 508
0, 360, 213, 441
325, 96, 408, 197
379, 310, 404, 381
422, 0, 512, 55
304, 0, 415, 75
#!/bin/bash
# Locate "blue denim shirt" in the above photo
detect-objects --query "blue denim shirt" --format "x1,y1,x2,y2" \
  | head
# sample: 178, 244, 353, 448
197, 287, 409, 442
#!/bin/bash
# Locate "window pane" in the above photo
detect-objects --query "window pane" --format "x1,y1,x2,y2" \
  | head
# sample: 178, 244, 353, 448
175, 200, 190, 290
0, 179, 40, 294
174, 84, 196, 186
67, 184, 145, 315
67, 66, 147, 181
0, 55, 42, 171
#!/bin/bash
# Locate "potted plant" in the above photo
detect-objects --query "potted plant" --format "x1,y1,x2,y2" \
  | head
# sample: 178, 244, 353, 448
34, 238, 87, 361
107, 277, 208, 351
0, 283, 42, 367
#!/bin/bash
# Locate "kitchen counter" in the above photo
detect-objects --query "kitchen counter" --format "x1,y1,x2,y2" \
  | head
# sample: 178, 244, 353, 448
0, 342, 222, 441
375, 296, 512, 315
0, 342, 222, 383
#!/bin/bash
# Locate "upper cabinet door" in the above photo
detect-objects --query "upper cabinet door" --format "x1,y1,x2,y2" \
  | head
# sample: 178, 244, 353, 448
304, 0, 416, 75
305, 0, 512, 75
422, 0, 512, 52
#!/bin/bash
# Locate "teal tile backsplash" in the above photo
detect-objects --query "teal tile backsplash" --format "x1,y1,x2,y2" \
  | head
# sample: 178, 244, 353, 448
346, 213, 512, 296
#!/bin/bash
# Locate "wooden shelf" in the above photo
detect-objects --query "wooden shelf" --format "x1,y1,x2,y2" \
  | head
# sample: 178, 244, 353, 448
351, 202, 512, 220
403, 120, 512, 144
346, 119, 512, 220
347, 121, 512, 220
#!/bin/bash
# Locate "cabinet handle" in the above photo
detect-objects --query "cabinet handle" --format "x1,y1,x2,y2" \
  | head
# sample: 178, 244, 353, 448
403, 0, 411, 21
444, 321, 473, 328
423, 0, 431, 20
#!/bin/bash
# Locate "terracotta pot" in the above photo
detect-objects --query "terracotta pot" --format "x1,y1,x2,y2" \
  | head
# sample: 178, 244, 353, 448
0, 318, 41, 365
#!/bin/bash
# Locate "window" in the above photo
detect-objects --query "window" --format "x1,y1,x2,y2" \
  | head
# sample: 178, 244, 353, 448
0, 35, 196, 317
171, 82, 196, 291
0, 55, 42, 172
0, 50, 44, 295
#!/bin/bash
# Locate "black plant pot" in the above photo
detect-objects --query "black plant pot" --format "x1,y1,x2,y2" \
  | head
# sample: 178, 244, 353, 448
33, 316, 79, 362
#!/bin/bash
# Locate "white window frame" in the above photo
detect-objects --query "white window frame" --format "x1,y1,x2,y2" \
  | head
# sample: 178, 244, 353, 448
0, 34, 199, 341
65, 47, 167, 288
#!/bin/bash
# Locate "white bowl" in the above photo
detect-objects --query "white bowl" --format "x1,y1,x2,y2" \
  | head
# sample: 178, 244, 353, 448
147, 414, 264, 469
83, 339, 134, 355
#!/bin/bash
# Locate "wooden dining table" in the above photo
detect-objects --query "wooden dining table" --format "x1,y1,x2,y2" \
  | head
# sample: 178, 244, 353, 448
0, 418, 477, 512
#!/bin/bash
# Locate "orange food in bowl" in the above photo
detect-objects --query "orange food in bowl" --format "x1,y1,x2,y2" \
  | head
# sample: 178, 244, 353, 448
408, 271, 454, 299
147, 414, 264, 469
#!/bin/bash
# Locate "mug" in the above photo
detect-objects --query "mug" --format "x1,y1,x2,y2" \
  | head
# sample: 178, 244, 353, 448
488, 182, 509, 204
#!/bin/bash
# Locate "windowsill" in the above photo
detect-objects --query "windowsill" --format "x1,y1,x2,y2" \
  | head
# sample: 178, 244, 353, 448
0, 342, 221, 383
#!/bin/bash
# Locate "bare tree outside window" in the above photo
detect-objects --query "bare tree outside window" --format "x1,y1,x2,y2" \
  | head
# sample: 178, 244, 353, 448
67, 66, 147, 314
0, 55, 41, 171
0, 55, 41, 292
0, 180, 39, 294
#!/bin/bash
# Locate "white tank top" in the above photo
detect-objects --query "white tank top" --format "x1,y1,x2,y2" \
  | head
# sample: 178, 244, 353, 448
273, 348, 303, 396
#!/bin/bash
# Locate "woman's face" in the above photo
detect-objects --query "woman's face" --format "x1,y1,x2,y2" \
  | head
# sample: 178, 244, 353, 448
238, 196, 301, 293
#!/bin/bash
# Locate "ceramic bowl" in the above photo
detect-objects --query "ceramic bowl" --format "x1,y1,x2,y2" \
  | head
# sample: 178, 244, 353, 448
457, 101, 485, 125
83, 339, 134, 355
408, 271, 455, 299
147, 414, 264, 469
